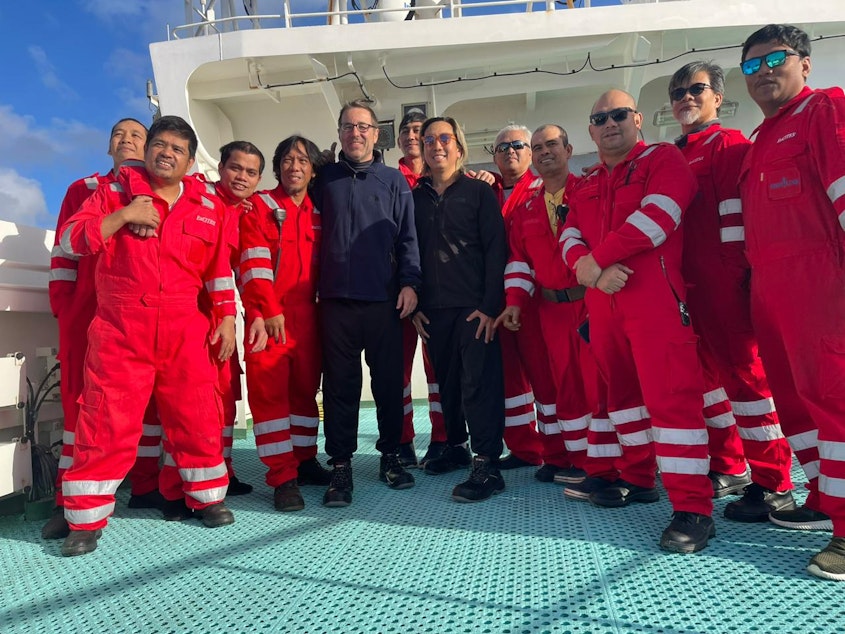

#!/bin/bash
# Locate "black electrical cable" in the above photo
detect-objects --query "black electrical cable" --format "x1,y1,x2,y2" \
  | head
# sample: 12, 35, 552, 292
381, 32, 845, 90
24, 363, 61, 501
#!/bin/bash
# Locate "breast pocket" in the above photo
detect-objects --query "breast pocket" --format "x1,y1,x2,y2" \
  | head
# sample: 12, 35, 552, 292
182, 220, 217, 266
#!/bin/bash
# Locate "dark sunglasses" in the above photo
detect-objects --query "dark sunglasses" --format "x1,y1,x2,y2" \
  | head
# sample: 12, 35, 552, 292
740, 49, 799, 75
494, 140, 528, 154
669, 82, 712, 102
423, 133, 456, 146
589, 107, 636, 127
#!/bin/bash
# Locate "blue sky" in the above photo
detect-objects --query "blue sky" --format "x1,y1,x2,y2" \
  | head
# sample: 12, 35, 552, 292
0, 1, 187, 229
0, 0, 618, 230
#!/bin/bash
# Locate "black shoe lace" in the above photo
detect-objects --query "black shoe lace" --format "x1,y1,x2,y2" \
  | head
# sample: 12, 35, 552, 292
382, 453, 403, 474
468, 458, 491, 484
331, 464, 352, 489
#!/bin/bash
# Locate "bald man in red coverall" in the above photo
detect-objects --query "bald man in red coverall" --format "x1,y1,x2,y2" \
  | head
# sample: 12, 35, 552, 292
58, 116, 237, 557
562, 90, 714, 553
43, 118, 163, 541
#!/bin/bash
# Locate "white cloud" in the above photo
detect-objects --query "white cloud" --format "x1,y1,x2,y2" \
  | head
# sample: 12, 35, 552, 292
0, 169, 49, 225
28, 46, 79, 101
0, 105, 105, 167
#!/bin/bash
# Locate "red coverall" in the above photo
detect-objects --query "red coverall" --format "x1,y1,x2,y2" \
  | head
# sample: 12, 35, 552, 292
158, 178, 249, 489
561, 141, 712, 516
397, 158, 446, 446
680, 123, 792, 491
504, 174, 615, 474
59, 168, 235, 530
239, 186, 321, 487
49, 170, 161, 506
739, 86, 845, 534
497, 170, 548, 464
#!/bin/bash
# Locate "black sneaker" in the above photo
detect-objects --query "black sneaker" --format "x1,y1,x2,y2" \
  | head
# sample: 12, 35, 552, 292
769, 505, 833, 531
724, 482, 796, 522
452, 456, 505, 502
708, 469, 751, 498
807, 537, 845, 581
227, 475, 254, 496
564, 477, 615, 501
659, 512, 715, 554
499, 453, 541, 470
551, 467, 587, 485
397, 442, 419, 469
589, 479, 659, 508
298, 457, 333, 486
323, 462, 353, 507
41, 506, 70, 540
534, 464, 564, 483
424, 444, 472, 475
419, 442, 446, 469
379, 453, 416, 490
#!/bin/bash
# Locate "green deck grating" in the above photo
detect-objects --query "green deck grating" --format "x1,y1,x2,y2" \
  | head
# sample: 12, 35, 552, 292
2, 405, 844, 634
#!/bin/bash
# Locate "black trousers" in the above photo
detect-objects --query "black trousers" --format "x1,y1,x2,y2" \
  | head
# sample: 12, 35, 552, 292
320, 299, 404, 462
423, 307, 505, 459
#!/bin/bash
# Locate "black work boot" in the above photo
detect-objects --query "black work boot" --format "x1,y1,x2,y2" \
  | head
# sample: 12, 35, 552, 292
452, 456, 505, 502
379, 453, 415, 489
659, 512, 715, 554
323, 461, 353, 507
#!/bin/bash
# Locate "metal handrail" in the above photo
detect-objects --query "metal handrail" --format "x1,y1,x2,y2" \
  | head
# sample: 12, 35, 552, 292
170, 0, 591, 39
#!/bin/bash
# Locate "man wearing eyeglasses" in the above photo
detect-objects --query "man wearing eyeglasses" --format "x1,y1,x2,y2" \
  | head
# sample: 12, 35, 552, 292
488, 125, 556, 477
561, 89, 714, 553
312, 100, 421, 507
669, 61, 795, 522
739, 24, 845, 580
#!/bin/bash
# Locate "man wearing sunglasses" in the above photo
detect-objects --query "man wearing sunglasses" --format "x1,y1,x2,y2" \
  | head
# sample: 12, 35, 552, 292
739, 24, 845, 581
561, 89, 714, 553
488, 125, 557, 476
669, 62, 795, 521
312, 100, 421, 507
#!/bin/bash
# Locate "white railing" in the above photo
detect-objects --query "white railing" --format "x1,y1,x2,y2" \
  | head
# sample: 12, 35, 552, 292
171, 0, 591, 38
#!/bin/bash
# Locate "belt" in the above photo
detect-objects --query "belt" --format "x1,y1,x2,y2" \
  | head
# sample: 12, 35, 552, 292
539, 285, 586, 303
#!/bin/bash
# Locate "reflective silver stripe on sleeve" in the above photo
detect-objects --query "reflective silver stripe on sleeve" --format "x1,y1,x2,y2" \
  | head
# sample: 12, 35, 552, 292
504, 261, 532, 276
504, 278, 535, 295
720, 227, 745, 243
201, 195, 215, 209
240, 247, 272, 263
205, 277, 236, 293
827, 176, 845, 226
49, 268, 77, 282
627, 210, 666, 247
792, 93, 816, 115
718, 198, 742, 216
84, 177, 100, 190
239, 268, 274, 284
108, 182, 124, 193
641, 194, 682, 227
560, 227, 586, 260
51, 245, 80, 260
59, 224, 80, 257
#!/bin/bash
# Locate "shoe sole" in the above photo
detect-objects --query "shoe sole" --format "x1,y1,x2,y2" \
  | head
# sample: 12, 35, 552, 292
323, 500, 351, 508
379, 473, 416, 490
275, 503, 305, 512
423, 464, 463, 476
659, 533, 714, 554
590, 492, 660, 508
553, 474, 587, 485
200, 515, 235, 528
807, 563, 845, 581
452, 488, 504, 503
768, 514, 834, 531
563, 489, 592, 501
